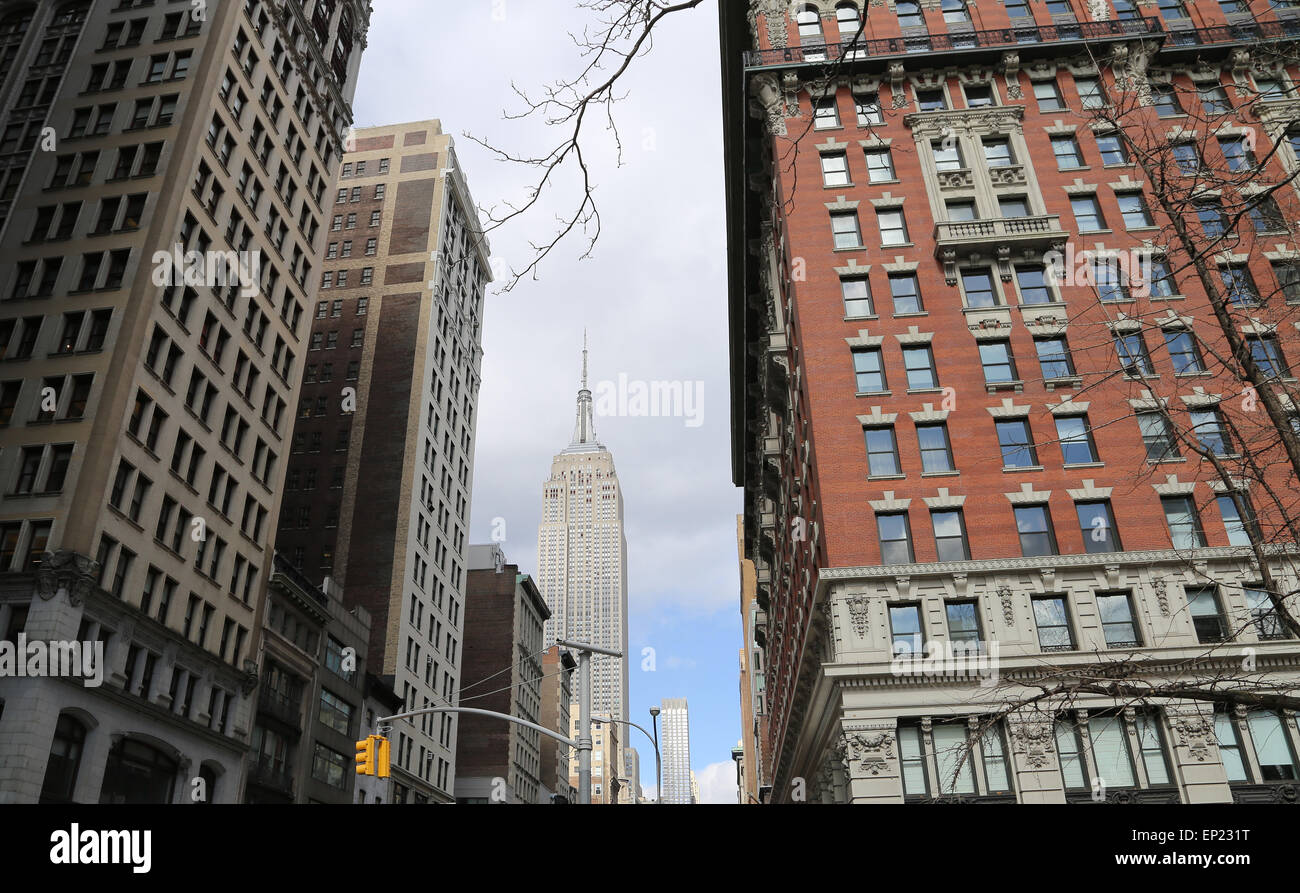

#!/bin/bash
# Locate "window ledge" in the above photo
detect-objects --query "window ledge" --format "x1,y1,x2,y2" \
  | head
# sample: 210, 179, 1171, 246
1003, 465, 1044, 473
1063, 461, 1104, 469
920, 470, 960, 477
867, 474, 906, 481
856, 390, 891, 397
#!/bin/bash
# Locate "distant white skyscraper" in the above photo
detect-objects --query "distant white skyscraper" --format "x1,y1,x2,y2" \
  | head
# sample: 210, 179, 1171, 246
536, 338, 629, 724
661, 698, 692, 805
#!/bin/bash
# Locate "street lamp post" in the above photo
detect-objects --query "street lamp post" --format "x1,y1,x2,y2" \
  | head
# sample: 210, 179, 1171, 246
591, 715, 662, 806
556, 639, 622, 805
649, 705, 661, 804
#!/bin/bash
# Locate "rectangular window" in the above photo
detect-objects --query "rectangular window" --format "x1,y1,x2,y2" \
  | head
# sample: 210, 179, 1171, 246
841, 278, 872, 316
916, 89, 946, 111
889, 604, 924, 655
853, 348, 886, 392
932, 140, 963, 171
855, 92, 883, 126
1055, 415, 1098, 464
1151, 83, 1183, 116
864, 426, 900, 476
1117, 192, 1154, 228
889, 273, 923, 314
1272, 261, 1300, 303
1014, 504, 1057, 556
1056, 722, 1087, 790
1245, 587, 1287, 640
1033, 596, 1074, 651
1247, 712, 1299, 780
1115, 332, 1153, 376
1075, 76, 1104, 109
979, 340, 1017, 384
961, 268, 998, 307
899, 724, 929, 795
877, 513, 915, 565
1220, 266, 1260, 306
1163, 495, 1207, 549
932, 510, 970, 561
1190, 409, 1231, 456
1138, 410, 1179, 460
1033, 81, 1065, 111
1077, 500, 1120, 552
1218, 493, 1253, 547
1035, 336, 1075, 379
995, 419, 1037, 468
932, 721, 975, 794
1247, 336, 1289, 379
1090, 714, 1138, 788
901, 345, 937, 389
830, 211, 862, 249
1071, 195, 1106, 231
916, 423, 955, 473
1163, 330, 1204, 373
1096, 592, 1141, 646
813, 96, 840, 129
821, 152, 850, 187
1015, 266, 1054, 304
1051, 135, 1083, 169
878, 209, 909, 246
982, 137, 1013, 167
1187, 585, 1227, 642
864, 148, 895, 183
1216, 712, 1250, 782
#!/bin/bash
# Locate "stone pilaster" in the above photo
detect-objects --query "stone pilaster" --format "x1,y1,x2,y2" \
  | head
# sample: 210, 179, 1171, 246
1165, 705, 1232, 803
1007, 713, 1066, 803
840, 720, 904, 803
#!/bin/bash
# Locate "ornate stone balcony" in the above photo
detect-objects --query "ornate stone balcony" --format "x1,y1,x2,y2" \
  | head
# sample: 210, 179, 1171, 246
934, 214, 1069, 284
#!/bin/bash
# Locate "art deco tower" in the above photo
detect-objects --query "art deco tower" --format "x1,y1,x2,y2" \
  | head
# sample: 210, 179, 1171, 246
537, 339, 629, 724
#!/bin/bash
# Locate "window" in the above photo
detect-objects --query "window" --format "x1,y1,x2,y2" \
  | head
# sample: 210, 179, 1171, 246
916, 423, 955, 473
901, 345, 937, 389
40, 714, 86, 804
1056, 721, 1088, 790
1016, 266, 1054, 304
1245, 587, 1287, 640
1116, 193, 1154, 228
889, 273, 923, 313
1249, 196, 1286, 234
1151, 83, 1182, 116
899, 724, 929, 796
996, 419, 1038, 468
1246, 335, 1289, 379
1163, 496, 1207, 549
964, 84, 993, 107
1246, 712, 1299, 780
1138, 411, 1180, 460
1051, 136, 1083, 169
821, 152, 850, 187
1014, 504, 1057, 556
889, 604, 924, 655
945, 600, 981, 651
1115, 332, 1153, 376
916, 89, 946, 112
1163, 330, 1204, 373
830, 212, 862, 249
1199, 84, 1231, 114
1220, 266, 1259, 306
979, 340, 1017, 384
942, 0, 972, 23
813, 96, 839, 129
932, 510, 970, 561
1190, 409, 1231, 456
1219, 136, 1255, 171
932, 140, 963, 171
946, 200, 977, 221
841, 278, 872, 316
855, 93, 883, 126
1096, 592, 1141, 646
1071, 195, 1106, 231
1096, 133, 1128, 165
878, 209, 908, 245
1033, 596, 1074, 651
1075, 76, 1104, 109
853, 348, 886, 392
1035, 336, 1075, 379
1218, 493, 1253, 547
1077, 500, 1120, 552
1216, 712, 1250, 782
1272, 261, 1300, 303
961, 268, 998, 307
982, 138, 1013, 167
1196, 200, 1227, 238
1186, 585, 1227, 642
864, 426, 900, 476
796, 5, 824, 56
1055, 415, 1098, 464
877, 513, 914, 565
864, 148, 895, 183
1033, 81, 1066, 111
1253, 76, 1287, 100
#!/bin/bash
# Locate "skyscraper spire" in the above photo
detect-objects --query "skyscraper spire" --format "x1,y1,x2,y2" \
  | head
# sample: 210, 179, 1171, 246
569, 331, 599, 449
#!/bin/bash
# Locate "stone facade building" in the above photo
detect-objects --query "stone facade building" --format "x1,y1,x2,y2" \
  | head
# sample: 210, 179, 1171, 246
722, 0, 1300, 803
0, 0, 370, 804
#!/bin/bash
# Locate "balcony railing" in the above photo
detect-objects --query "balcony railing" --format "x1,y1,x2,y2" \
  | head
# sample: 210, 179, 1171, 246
247, 758, 295, 796
1162, 17, 1300, 50
743, 17, 1163, 69
257, 682, 303, 730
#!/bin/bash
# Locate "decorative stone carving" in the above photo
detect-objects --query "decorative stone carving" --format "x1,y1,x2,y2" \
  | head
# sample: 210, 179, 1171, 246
1002, 52, 1022, 99
846, 595, 870, 638
36, 550, 99, 607
1151, 578, 1170, 615
1171, 713, 1217, 762
997, 584, 1015, 626
1010, 720, 1057, 769
843, 731, 896, 776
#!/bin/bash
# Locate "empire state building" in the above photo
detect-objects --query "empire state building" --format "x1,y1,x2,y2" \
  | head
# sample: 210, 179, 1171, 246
536, 341, 629, 723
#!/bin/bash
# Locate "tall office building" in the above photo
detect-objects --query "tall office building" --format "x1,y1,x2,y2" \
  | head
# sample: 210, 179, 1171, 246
660, 697, 692, 804
723, 1, 1300, 803
0, 0, 369, 803
274, 120, 490, 802
536, 342, 629, 723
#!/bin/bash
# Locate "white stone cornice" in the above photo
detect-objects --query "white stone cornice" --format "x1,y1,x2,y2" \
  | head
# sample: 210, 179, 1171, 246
1242, 318, 1276, 335
825, 195, 860, 211
815, 137, 850, 152
1263, 245, 1300, 261
845, 329, 884, 348
1128, 389, 1167, 411
1042, 119, 1078, 136
909, 402, 949, 423
1207, 477, 1251, 493
1063, 178, 1098, 195
1066, 479, 1112, 500
987, 397, 1030, 419
894, 325, 933, 345
1107, 173, 1144, 191
858, 136, 892, 148
869, 490, 911, 512
881, 257, 919, 273
834, 258, 871, 276
1106, 313, 1143, 333
1047, 395, 1090, 415
922, 487, 966, 509
869, 192, 905, 209
1155, 308, 1194, 329
858, 407, 897, 426
1179, 387, 1222, 408
1005, 482, 1051, 505
1213, 252, 1250, 265
1152, 474, 1196, 496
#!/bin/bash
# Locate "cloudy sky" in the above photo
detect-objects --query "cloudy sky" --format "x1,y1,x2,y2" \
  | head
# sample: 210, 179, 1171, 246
353, 1, 742, 802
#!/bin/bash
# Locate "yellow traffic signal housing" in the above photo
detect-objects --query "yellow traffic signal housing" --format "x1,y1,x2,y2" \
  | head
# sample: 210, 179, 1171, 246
355, 735, 391, 778
355, 737, 376, 776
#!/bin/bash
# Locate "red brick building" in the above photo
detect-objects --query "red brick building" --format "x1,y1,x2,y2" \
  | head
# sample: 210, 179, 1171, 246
723, 1, 1300, 803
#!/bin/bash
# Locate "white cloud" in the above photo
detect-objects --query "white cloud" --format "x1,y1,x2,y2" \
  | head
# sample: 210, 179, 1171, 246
695, 761, 740, 805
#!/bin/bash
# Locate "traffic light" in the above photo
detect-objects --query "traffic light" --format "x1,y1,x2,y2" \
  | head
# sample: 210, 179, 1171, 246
355, 737, 376, 776
355, 735, 391, 778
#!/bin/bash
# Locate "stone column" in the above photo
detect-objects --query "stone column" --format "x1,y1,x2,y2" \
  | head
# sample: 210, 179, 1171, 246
1007, 713, 1066, 803
1165, 704, 1232, 803
74, 723, 113, 803
840, 720, 905, 803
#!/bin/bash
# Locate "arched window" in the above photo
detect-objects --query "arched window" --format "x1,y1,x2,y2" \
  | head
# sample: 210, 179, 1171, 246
897, 0, 925, 29
39, 713, 87, 803
836, 3, 860, 34
198, 763, 220, 804
796, 5, 822, 40
99, 738, 179, 804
